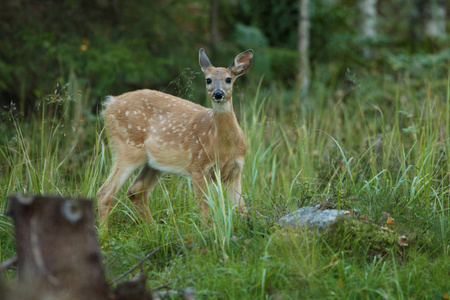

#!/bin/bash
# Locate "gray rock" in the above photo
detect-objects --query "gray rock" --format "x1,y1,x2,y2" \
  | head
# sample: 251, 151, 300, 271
278, 206, 346, 228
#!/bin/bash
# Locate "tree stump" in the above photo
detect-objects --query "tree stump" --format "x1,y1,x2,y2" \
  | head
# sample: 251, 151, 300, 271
7, 195, 109, 299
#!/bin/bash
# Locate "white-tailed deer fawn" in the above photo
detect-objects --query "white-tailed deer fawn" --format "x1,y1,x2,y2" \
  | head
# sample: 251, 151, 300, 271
97, 48, 253, 227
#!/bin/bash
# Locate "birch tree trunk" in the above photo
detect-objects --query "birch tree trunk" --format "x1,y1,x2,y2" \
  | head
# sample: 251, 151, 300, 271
359, 0, 377, 58
298, 0, 310, 94
424, 0, 447, 39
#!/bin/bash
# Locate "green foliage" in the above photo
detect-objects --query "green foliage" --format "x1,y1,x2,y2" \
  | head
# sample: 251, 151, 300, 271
1, 69, 450, 297
2, 0, 447, 114
0, 0, 208, 110
1, 0, 450, 297
325, 216, 398, 255
239, 0, 298, 48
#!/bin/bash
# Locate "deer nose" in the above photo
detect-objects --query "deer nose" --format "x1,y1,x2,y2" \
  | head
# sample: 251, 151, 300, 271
212, 90, 225, 101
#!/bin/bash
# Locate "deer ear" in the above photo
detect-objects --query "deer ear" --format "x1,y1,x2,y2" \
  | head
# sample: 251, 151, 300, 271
230, 49, 253, 77
199, 48, 213, 73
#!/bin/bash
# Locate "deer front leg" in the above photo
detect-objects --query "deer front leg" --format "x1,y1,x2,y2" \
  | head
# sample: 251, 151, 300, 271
191, 172, 210, 222
227, 171, 247, 215
126, 165, 161, 223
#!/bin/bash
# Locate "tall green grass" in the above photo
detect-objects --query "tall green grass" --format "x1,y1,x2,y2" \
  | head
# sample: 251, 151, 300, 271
1, 72, 449, 298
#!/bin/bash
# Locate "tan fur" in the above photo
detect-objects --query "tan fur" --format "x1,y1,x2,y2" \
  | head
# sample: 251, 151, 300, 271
97, 49, 253, 227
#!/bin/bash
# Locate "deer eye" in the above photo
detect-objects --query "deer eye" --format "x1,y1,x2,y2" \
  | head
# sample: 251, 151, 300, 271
225, 77, 232, 84
206, 78, 212, 85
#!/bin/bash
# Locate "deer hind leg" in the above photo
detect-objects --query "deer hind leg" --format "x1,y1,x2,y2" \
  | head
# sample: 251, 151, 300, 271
97, 162, 142, 228
97, 143, 146, 228
126, 164, 161, 222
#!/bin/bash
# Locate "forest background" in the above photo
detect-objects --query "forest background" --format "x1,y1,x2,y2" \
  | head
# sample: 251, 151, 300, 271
1, 0, 447, 112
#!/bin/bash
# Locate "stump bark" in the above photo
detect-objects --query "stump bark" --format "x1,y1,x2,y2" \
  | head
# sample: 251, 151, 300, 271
3, 195, 155, 299
6, 195, 109, 299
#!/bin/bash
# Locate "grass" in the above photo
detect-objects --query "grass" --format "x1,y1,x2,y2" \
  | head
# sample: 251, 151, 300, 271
1, 70, 449, 299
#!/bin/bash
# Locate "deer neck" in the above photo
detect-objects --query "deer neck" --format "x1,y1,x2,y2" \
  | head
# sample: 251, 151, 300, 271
211, 99, 243, 147
211, 98, 232, 115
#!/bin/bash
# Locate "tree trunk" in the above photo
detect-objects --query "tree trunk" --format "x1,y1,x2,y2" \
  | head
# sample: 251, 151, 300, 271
7, 195, 110, 300
5, 195, 154, 300
424, 0, 447, 39
298, 0, 310, 94
359, 0, 377, 59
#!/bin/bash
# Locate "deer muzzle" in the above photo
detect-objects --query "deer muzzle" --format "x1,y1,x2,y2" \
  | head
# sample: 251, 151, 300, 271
212, 90, 226, 102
